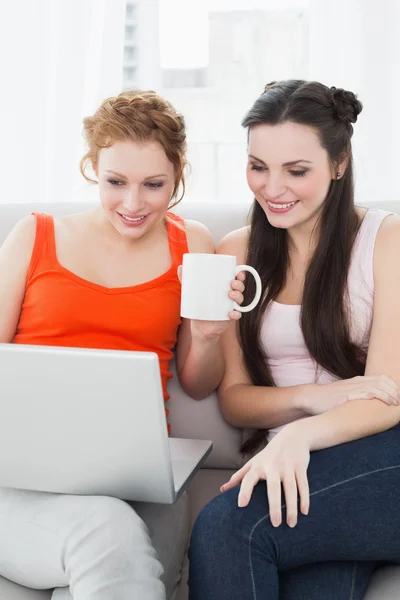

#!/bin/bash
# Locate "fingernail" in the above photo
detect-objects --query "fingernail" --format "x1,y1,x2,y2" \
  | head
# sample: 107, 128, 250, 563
238, 496, 247, 508
220, 485, 225, 492
272, 518, 281, 528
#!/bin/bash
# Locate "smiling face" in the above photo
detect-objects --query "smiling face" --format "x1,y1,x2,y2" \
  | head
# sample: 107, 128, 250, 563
246, 122, 338, 233
96, 139, 176, 240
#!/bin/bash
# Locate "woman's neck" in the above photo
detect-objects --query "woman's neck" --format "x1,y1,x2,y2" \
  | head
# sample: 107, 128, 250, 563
287, 222, 319, 262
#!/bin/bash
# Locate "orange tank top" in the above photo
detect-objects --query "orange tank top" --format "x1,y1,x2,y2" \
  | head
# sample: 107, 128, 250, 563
13, 212, 188, 416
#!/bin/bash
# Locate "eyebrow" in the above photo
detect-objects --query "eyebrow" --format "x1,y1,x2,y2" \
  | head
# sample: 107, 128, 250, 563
248, 155, 312, 167
105, 170, 168, 180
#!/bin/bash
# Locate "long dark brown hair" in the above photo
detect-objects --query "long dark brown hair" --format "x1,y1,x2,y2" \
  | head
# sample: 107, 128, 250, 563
239, 80, 365, 454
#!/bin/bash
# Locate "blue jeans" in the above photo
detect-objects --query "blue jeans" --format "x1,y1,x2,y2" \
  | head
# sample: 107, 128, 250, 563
188, 425, 400, 600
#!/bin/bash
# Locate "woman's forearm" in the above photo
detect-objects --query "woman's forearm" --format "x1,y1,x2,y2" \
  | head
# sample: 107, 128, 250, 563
219, 383, 311, 429
179, 336, 224, 400
291, 399, 400, 451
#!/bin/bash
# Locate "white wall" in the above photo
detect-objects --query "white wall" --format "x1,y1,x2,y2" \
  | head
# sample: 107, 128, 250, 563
308, 0, 400, 204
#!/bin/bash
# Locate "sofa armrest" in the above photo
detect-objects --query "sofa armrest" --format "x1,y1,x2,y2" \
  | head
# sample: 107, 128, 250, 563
167, 360, 245, 470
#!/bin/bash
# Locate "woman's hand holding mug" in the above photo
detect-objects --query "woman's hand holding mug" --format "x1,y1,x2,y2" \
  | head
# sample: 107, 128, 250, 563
179, 253, 262, 342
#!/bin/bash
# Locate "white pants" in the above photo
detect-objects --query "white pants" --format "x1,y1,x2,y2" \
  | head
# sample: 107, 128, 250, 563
0, 487, 188, 600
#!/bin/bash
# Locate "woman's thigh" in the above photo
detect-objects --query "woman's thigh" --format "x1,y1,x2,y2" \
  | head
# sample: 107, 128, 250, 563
0, 487, 151, 591
242, 426, 400, 566
190, 426, 400, 594
0, 487, 69, 588
279, 561, 376, 600
277, 425, 400, 566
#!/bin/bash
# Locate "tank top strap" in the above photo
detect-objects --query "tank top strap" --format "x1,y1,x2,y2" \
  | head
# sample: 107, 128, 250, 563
351, 208, 392, 290
166, 212, 189, 265
26, 213, 56, 282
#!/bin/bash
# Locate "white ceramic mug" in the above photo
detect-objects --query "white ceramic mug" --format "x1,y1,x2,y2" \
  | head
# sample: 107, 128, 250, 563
180, 253, 262, 321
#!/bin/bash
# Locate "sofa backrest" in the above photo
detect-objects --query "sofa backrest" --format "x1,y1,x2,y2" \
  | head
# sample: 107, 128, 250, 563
0, 200, 398, 247
0, 201, 250, 246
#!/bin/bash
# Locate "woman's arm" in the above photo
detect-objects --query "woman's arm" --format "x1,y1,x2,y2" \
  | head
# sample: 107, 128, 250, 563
216, 229, 396, 428
288, 214, 400, 451
219, 320, 310, 427
221, 215, 400, 521
0, 215, 36, 342
176, 220, 244, 399
215, 227, 310, 425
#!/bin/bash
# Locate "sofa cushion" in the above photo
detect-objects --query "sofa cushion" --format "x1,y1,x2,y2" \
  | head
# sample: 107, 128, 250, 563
0, 577, 51, 599
174, 469, 237, 600
363, 565, 400, 599
168, 361, 244, 470
133, 492, 189, 600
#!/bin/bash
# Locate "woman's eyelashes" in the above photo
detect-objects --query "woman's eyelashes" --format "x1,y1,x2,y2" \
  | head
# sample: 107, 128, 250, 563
289, 170, 307, 177
144, 182, 164, 189
250, 164, 265, 172
106, 179, 164, 189
107, 178, 124, 186
250, 164, 308, 178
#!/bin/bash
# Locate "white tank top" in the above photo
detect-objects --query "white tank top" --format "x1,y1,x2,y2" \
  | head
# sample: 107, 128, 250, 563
260, 209, 391, 440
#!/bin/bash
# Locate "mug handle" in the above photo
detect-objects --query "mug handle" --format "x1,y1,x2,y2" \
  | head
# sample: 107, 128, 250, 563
233, 265, 262, 313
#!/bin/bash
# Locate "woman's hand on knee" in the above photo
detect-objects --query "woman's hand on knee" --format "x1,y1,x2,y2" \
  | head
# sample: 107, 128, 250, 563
220, 426, 310, 528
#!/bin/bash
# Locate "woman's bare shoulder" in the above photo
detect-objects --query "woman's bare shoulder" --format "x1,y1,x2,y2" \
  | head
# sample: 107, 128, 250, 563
1, 214, 37, 255
217, 226, 250, 263
183, 219, 215, 253
374, 212, 400, 258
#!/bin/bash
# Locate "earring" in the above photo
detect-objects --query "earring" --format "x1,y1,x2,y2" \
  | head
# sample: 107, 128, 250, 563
336, 171, 341, 179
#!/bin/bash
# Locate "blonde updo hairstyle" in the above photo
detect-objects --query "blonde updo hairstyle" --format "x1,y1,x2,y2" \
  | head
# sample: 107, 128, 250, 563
80, 90, 187, 208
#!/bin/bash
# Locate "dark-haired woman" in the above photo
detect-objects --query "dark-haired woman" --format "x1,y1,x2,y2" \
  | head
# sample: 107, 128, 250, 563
188, 80, 400, 600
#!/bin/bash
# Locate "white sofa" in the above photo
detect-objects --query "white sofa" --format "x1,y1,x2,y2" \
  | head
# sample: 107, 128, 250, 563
0, 200, 399, 600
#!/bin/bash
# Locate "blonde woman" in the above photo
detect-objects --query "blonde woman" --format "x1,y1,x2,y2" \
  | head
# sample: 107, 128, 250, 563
0, 90, 244, 600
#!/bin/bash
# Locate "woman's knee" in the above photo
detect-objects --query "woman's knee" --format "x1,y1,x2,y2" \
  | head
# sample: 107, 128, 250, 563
61, 495, 149, 547
190, 487, 249, 557
190, 483, 278, 564
88, 496, 139, 524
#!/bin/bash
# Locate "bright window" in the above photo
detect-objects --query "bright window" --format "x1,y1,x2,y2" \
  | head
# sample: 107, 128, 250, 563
123, 0, 310, 203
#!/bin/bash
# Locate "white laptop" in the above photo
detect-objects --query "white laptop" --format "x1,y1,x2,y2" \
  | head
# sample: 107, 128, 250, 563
0, 344, 212, 503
